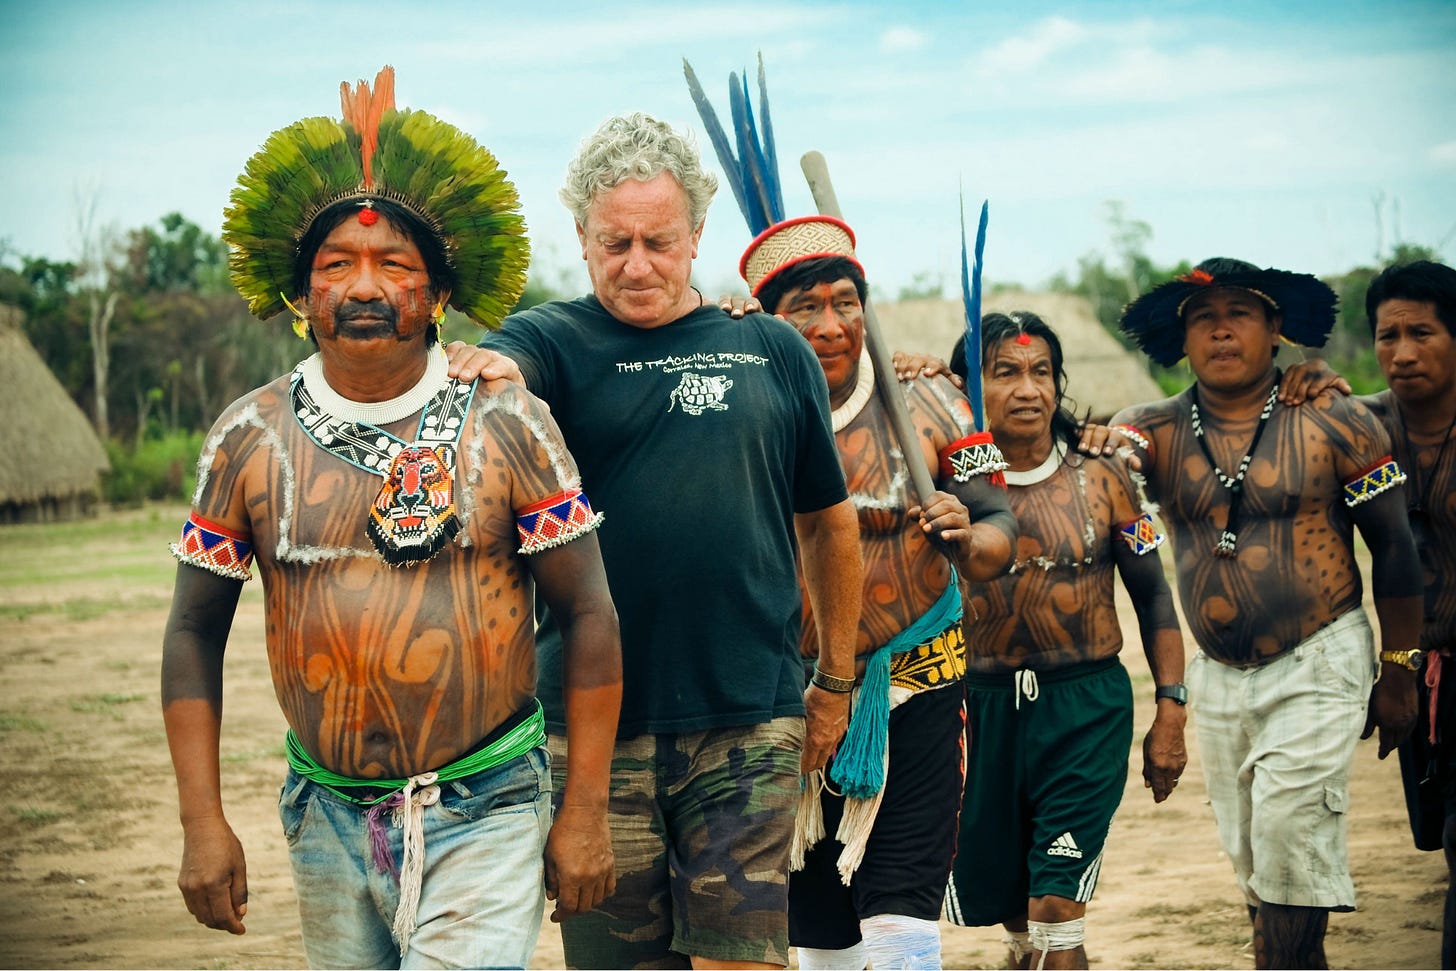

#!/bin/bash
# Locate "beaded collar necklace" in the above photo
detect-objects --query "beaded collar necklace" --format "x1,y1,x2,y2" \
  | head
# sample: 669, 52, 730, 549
831, 349, 875, 432
1189, 372, 1280, 558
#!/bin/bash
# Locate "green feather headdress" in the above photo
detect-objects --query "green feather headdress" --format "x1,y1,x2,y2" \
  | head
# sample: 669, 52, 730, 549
222, 66, 529, 329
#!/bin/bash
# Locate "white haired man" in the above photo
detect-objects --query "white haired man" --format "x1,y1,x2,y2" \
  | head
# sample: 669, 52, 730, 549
447, 113, 862, 969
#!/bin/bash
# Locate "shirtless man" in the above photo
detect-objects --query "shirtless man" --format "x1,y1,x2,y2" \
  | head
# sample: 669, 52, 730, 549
1286, 260, 1456, 965
161, 69, 621, 969
1111, 257, 1422, 969
737, 221, 1016, 970
940, 311, 1187, 970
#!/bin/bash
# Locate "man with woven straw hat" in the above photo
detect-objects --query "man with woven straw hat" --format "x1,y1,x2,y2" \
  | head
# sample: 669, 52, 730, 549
735, 211, 1016, 971
161, 67, 622, 968
445, 110, 862, 970
1110, 256, 1422, 968
673, 56, 1013, 967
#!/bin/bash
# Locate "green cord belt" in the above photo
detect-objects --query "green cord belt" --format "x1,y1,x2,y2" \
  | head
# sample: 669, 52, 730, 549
285, 700, 546, 806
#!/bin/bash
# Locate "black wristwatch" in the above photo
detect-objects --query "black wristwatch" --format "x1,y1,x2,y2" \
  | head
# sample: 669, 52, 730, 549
1155, 683, 1188, 706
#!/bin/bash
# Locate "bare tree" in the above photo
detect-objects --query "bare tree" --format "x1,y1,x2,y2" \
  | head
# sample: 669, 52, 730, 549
72, 184, 121, 441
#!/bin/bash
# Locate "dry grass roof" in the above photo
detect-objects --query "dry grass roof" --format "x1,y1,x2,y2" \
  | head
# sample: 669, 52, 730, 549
0, 305, 109, 505
872, 289, 1165, 420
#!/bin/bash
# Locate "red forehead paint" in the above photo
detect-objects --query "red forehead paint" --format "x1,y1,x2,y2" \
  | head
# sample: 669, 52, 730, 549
357, 207, 380, 227
1015, 333, 1032, 345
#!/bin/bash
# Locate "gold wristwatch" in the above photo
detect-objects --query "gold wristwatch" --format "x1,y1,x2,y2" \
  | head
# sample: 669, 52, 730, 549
1379, 649, 1424, 671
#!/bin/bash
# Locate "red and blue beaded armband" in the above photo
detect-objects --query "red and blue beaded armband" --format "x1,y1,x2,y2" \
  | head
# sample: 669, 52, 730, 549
938, 431, 1008, 487
516, 489, 605, 555
1117, 513, 1165, 556
171, 512, 254, 581
1343, 456, 1406, 507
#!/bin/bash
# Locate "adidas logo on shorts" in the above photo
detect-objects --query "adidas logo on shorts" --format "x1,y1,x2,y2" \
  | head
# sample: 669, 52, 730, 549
1047, 832, 1083, 859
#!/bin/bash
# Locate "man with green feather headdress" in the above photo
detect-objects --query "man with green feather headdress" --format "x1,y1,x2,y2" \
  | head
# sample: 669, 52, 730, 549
161, 67, 622, 969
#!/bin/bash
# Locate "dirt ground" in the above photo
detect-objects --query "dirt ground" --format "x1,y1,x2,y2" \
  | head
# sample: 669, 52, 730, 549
0, 503, 1444, 970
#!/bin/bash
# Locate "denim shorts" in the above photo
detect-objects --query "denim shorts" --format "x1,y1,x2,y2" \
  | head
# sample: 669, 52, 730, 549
278, 745, 551, 969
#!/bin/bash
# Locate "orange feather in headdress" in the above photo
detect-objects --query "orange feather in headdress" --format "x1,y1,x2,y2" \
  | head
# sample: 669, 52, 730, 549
339, 66, 396, 190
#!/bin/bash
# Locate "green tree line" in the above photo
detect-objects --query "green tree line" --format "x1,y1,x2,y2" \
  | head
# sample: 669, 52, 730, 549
0, 206, 1444, 504
0, 211, 562, 504
1049, 202, 1445, 396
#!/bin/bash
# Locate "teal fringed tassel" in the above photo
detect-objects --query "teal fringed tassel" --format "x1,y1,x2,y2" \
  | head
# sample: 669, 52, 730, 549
831, 650, 892, 799
829, 571, 963, 800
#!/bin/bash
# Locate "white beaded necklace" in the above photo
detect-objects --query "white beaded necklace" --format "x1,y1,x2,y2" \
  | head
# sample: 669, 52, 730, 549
831, 349, 875, 432
1004, 441, 1066, 487
299, 346, 449, 426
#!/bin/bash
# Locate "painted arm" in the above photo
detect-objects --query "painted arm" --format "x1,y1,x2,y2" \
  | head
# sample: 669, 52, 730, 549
1351, 486, 1423, 758
530, 532, 622, 922
161, 564, 247, 935
1114, 538, 1188, 802
1326, 395, 1422, 757
794, 498, 863, 774
920, 474, 1016, 582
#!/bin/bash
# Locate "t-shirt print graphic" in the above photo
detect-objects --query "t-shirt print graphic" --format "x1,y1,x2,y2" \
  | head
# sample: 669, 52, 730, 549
667, 372, 734, 415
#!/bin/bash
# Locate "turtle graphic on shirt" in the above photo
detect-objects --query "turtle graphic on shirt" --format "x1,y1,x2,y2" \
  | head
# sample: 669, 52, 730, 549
668, 372, 733, 415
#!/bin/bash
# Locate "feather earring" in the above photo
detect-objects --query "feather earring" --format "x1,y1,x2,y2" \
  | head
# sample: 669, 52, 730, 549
280, 293, 310, 340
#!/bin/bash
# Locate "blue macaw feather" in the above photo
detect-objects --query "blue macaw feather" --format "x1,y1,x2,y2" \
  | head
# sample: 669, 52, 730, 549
729, 72, 772, 233
683, 58, 753, 229
683, 53, 784, 236
960, 193, 989, 431
755, 53, 784, 224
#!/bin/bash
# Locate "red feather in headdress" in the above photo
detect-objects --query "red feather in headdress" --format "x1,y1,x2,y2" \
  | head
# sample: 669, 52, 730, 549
339, 66, 396, 190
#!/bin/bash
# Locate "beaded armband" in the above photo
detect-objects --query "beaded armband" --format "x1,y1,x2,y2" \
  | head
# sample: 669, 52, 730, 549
1343, 456, 1406, 507
516, 489, 605, 555
1117, 513, 1165, 556
1114, 424, 1152, 455
171, 513, 255, 581
939, 431, 1008, 487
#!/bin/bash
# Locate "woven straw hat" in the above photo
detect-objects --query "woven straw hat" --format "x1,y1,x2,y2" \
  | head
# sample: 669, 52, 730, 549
739, 215, 864, 297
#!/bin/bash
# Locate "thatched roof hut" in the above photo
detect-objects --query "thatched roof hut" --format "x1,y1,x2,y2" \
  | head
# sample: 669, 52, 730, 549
0, 304, 109, 523
872, 289, 1165, 421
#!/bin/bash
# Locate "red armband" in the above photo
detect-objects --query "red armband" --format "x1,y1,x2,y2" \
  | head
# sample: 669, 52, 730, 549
516, 489, 605, 554
171, 512, 254, 581
938, 431, 1008, 487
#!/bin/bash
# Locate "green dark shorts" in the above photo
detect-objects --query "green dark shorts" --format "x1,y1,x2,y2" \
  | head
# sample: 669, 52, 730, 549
945, 657, 1132, 927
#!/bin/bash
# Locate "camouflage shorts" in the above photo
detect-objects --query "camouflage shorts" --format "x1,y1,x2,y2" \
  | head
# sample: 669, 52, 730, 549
547, 717, 804, 968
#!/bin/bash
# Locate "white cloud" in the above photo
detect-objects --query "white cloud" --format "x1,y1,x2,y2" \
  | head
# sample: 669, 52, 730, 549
1430, 142, 1456, 167
880, 26, 929, 54
980, 15, 1087, 74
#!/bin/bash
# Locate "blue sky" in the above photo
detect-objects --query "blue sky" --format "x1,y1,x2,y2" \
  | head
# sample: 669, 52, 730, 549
2, 0, 1453, 301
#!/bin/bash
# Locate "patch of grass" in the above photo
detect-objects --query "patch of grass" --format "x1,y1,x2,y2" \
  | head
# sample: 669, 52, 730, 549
16, 807, 63, 826
0, 593, 169, 622
0, 713, 49, 733
1132, 902, 1205, 919
69, 692, 147, 717
0, 502, 188, 591
222, 743, 288, 763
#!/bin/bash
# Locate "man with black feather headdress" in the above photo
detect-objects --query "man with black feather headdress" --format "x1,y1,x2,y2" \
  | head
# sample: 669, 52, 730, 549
1111, 257, 1422, 969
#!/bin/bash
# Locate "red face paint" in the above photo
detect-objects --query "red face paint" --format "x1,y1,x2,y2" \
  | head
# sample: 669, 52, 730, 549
357, 207, 380, 227
1015, 332, 1032, 345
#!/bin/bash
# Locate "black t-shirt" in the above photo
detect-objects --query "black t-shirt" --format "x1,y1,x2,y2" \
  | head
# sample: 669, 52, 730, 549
483, 295, 848, 735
